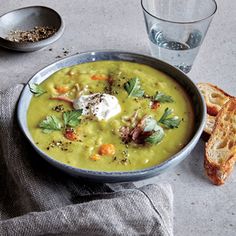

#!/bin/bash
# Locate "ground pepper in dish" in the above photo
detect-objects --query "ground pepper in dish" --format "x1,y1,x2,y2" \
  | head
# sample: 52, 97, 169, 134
5, 26, 56, 43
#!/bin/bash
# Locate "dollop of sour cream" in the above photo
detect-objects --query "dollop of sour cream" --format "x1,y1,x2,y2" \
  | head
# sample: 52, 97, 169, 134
73, 93, 121, 121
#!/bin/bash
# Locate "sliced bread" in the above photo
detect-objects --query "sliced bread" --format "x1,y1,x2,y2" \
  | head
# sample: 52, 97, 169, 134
197, 83, 233, 116
202, 114, 216, 141
204, 98, 236, 185
204, 114, 216, 135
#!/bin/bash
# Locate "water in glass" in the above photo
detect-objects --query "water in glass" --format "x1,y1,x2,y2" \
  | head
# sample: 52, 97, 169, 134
149, 25, 202, 73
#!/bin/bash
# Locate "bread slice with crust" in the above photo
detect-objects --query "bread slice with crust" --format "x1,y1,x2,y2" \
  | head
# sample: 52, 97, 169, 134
202, 114, 216, 141
205, 114, 216, 135
197, 83, 233, 116
204, 98, 236, 185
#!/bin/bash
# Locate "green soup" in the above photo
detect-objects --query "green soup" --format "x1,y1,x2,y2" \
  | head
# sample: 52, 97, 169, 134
27, 61, 194, 171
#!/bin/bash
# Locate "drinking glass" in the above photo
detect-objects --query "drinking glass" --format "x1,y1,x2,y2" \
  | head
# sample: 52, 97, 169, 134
141, 0, 217, 73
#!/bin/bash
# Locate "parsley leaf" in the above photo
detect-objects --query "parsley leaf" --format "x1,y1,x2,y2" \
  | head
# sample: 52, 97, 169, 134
154, 91, 174, 103
39, 115, 62, 133
124, 78, 144, 97
158, 108, 181, 128
143, 116, 164, 144
145, 128, 164, 144
144, 116, 158, 132
63, 110, 83, 127
161, 116, 181, 129
29, 83, 46, 97
159, 108, 173, 122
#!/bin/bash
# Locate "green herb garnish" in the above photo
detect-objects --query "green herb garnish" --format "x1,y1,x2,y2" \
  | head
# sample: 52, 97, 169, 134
154, 91, 174, 103
158, 108, 181, 128
124, 78, 144, 97
29, 83, 46, 97
143, 108, 181, 144
63, 110, 83, 127
145, 129, 164, 144
144, 116, 157, 132
143, 116, 164, 144
39, 110, 83, 134
39, 115, 62, 133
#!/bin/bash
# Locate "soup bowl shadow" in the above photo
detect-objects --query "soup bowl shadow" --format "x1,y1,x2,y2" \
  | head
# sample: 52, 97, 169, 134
17, 51, 206, 183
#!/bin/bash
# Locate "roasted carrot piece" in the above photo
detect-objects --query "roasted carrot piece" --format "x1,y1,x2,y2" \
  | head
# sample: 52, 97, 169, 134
55, 85, 70, 94
91, 74, 108, 81
99, 144, 116, 156
64, 128, 78, 141
90, 154, 101, 161
151, 101, 160, 111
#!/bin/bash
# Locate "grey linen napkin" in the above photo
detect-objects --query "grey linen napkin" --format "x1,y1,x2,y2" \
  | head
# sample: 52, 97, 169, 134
0, 84, 173, 236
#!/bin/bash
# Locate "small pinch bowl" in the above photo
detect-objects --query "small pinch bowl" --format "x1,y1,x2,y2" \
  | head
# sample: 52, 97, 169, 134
0, 6, 64, 52
17, 51, 206, 183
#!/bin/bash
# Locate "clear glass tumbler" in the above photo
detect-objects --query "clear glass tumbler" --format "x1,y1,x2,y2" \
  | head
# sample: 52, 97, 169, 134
141, 0, 217, 73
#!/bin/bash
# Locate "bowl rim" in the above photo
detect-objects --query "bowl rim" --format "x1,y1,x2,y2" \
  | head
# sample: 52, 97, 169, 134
17, 50, 206, 179
0, 5, 65, 51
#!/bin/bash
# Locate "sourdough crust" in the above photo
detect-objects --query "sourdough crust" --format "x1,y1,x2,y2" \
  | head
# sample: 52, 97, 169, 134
197, 83, 233, 116
204, 114, 215, 135
204, 152, 236, 185
207, 107, 219, 117
202, 115, 216, 142
204, 98, 236, 185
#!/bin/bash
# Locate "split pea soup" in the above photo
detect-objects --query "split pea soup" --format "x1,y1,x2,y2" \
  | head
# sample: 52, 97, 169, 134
27, 61, 194, 172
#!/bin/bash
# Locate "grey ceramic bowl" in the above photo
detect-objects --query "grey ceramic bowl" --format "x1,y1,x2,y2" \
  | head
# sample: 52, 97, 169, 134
17, 51, 206, 183
0, 6, 64, 52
